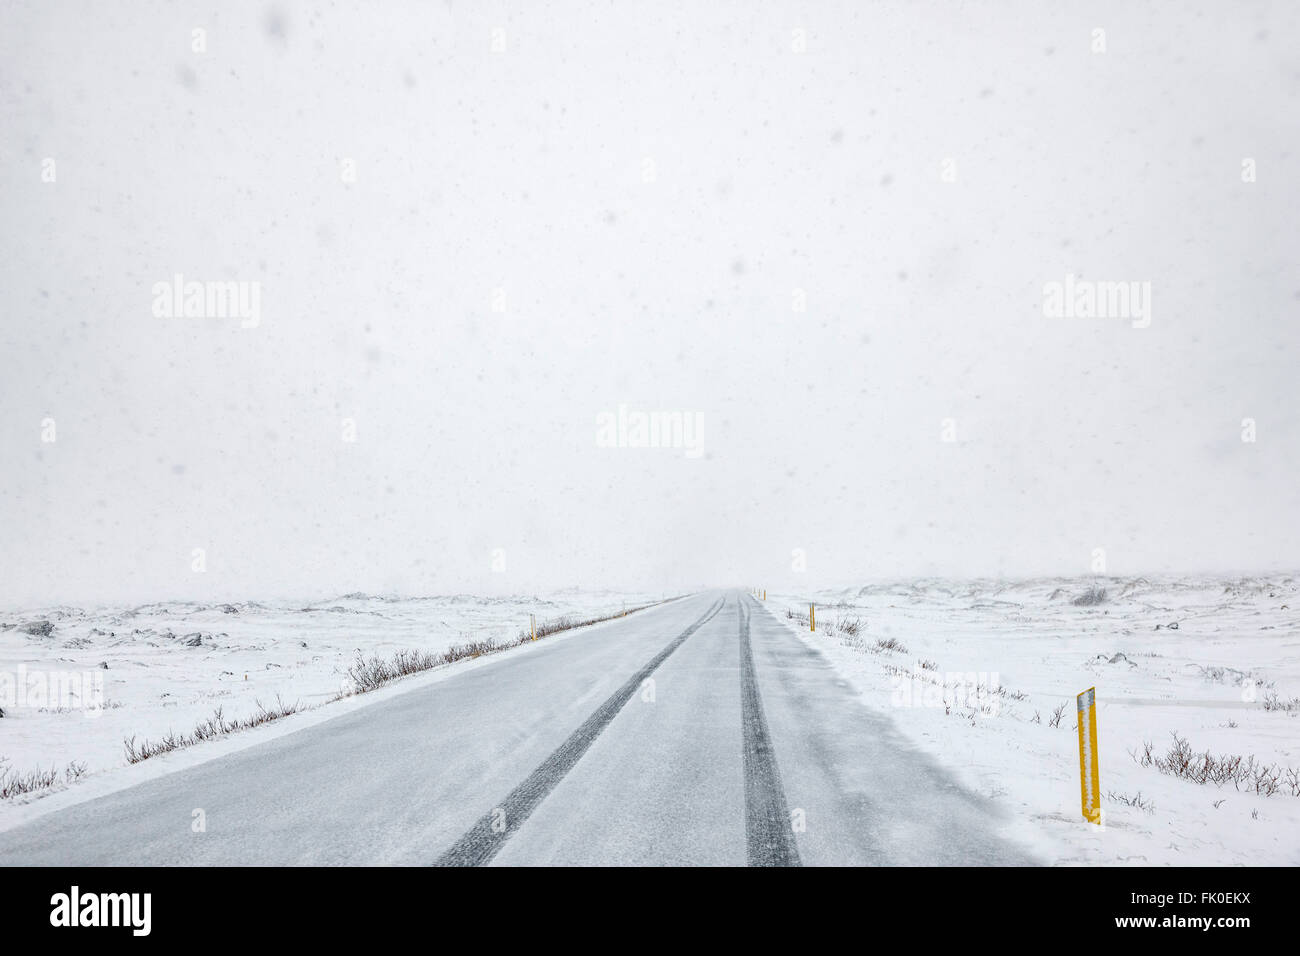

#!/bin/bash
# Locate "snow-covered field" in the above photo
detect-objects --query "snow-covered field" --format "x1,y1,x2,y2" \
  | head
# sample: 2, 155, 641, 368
5, 579, 1297, 866
772, 575, 1300, 866
0, 590, 662, 802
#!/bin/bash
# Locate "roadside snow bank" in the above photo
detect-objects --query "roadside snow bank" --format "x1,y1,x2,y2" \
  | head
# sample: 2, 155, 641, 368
0, 590, 660, 809
770, 575, 1300, 866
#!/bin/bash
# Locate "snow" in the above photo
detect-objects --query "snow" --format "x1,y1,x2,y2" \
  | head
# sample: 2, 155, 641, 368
770, 575, 1300, 866
5, 579, 1297, 866
0, 589, 661, 803
0, 593, 1039, 865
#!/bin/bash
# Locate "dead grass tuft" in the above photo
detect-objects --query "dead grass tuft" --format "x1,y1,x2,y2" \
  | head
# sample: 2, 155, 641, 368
1133, 733, 1300, 797
0, 759, 88, 800
124, 696, 301, 764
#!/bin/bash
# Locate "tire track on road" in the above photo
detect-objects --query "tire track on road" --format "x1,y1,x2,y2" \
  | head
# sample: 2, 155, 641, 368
434, 596, 726, 866
739, 596, 802, 867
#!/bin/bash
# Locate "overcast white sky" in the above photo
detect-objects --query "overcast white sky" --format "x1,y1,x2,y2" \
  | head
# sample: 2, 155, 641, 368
2, 1, 1297, 606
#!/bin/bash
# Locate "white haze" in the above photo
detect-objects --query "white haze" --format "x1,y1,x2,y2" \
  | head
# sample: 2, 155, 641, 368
1, 1, 1297, 606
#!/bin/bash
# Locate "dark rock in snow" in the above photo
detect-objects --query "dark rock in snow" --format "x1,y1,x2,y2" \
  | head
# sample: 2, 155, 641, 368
1072, 587, 1108, 607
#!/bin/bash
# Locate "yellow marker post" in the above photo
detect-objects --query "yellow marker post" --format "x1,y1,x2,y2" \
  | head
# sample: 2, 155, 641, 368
1076, 686, 1101, 824
530, 614, 536, 641
809, 604, 815, 632
763, 589, 766, 601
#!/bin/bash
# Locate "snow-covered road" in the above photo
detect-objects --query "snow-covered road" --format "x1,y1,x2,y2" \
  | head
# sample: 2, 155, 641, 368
0, 592, 1037, 866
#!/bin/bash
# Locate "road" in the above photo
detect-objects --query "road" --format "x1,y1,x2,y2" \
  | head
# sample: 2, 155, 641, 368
0, 592, 1037, 866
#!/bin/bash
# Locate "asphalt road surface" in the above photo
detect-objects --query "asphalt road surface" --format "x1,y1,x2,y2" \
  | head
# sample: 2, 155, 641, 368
0, 591, 1037, 866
